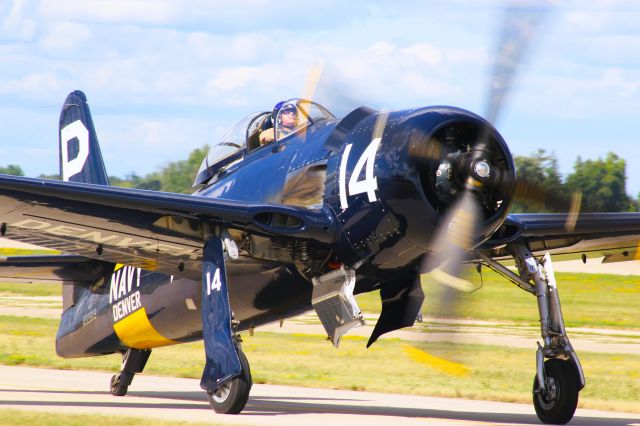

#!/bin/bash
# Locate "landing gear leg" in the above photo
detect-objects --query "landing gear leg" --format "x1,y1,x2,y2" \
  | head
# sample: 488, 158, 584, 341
478, 246, 584, 425
200, 233, 252, 414
110, 348, 151, 396
513, 246, 583, 424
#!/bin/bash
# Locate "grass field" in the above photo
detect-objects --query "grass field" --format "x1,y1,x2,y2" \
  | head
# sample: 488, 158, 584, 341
2, 269, 639, 329
356, 269, 640, 329
0, 270, 639, 414
0, 409, 220, 426
0, 315, 638, 413
0, 282, 61, 297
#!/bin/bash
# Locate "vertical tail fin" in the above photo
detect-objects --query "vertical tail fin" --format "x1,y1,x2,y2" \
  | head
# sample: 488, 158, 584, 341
59, 90, 110, 185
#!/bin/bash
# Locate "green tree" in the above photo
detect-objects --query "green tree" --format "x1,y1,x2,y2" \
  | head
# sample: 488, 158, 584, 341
0, 164, 24, 176
110, 173, 162, 191
511, 150, 568, 212
109, 145, 208, 194
38, 173, 59, 180
156, 145, 209, 194
565, 152, 633, 212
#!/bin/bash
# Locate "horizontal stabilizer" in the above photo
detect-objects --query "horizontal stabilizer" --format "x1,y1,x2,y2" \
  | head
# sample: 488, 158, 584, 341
0, 254, 113, 284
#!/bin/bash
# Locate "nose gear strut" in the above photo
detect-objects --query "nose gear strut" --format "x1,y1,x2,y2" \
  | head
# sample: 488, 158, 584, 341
477, 245, 583, 425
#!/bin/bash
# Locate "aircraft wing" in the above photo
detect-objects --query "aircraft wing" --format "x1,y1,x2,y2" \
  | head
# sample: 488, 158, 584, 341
481, 212, 640, 264
0, 175, 336, 280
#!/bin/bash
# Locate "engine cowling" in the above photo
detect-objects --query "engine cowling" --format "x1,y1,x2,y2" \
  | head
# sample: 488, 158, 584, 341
325, 106, 516, 279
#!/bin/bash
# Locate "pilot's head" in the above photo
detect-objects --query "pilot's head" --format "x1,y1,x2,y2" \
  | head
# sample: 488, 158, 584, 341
279, 104, 298, 129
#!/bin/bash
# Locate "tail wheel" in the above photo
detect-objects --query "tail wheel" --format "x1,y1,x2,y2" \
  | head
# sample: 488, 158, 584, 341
110, 374, 128, 397
206, 350, 252, 414
533, 358, 579, 424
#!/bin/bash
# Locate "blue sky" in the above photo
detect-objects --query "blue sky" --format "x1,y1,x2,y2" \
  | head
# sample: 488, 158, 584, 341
1, 0, 640, 196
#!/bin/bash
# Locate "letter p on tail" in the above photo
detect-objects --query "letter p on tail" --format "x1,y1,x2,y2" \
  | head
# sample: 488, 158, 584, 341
59, 90, 110, 185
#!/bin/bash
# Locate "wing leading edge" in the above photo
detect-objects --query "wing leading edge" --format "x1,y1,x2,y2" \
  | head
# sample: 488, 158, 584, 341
0, 175, 337, 279
481, 212, 640, 264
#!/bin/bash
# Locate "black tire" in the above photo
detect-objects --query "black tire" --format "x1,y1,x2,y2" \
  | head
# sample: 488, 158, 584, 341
110, 374, 128, 397
206, 350, 252, 414
533, 358, 579, 424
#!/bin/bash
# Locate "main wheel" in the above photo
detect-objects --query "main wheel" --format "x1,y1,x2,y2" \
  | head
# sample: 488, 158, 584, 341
206, 350, 252, 414
110, 374, 128, 396
533, 358, 579, 424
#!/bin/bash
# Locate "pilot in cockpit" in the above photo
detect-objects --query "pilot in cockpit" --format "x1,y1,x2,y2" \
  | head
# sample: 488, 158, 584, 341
259, 102, 299, 145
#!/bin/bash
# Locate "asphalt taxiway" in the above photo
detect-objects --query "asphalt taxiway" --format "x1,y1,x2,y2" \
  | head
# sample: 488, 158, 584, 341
1, 366, 638, 425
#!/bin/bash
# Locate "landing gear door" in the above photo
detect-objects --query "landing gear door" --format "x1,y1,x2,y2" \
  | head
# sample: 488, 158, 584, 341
200, 237, 242, 391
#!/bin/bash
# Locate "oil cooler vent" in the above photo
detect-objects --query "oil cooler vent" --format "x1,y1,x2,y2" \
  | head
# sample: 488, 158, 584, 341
253, 212, 303, 229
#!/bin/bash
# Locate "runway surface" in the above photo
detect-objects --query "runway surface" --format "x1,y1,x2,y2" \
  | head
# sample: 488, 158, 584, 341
1, 366, 638, 425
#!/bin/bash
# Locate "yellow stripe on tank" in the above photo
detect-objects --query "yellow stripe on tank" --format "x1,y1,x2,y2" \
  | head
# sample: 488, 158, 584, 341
113, 307, 176, 349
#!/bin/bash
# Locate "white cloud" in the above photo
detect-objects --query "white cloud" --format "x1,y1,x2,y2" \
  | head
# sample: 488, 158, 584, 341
563, 4, 640, 34
0, 0, 36, 40
38, 0, 181, 26
0, 72, 63, 94
501, 61, 640, 123
96, 114, 220, 176
35, 0, 356, 33
38, 21, 92, 53
2, 1, 640, 194
400, 43, 444, 66
368, 41, 396, 57
210, 67, 256, 91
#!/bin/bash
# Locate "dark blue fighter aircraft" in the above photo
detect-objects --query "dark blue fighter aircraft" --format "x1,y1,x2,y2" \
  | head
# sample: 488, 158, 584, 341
1, 91, 640, 424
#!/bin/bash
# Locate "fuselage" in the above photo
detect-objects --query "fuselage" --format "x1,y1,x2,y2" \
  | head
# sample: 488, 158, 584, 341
57, 119, 339, 358
57, 105, 515, 358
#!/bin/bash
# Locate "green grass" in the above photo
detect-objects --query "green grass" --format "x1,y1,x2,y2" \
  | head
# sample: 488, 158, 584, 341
0, 247, 61, 296
1, 270, 639, 412
355, 269, 640, 329
0, 315, 638, 413
0, 247, 62, 296
0, 409, 222, 426
0, 282, 61, 297
2, 269, 639, 328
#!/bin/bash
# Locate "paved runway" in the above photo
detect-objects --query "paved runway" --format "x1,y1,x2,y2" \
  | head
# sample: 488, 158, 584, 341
1, 366, 638, 425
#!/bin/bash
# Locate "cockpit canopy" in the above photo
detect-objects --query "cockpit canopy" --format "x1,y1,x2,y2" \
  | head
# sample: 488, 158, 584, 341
194, 99, 335, 187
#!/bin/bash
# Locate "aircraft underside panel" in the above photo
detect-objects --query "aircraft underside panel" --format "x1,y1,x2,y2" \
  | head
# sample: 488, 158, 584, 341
55, 255, 313, 358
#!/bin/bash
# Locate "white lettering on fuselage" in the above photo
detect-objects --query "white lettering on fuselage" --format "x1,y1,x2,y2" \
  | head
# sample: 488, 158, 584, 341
109, 265, 143, 322
109, 266, 142, 304
112, 291, 142, 322
82, 308, 97, 327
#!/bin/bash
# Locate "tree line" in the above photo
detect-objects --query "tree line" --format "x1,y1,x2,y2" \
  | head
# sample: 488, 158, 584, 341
511, 149, 637, 213
1, 147, 637, 213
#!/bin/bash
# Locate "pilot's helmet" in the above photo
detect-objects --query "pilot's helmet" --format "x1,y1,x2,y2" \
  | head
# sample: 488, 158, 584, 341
272, 101, 286, 120
280, 104, 297, 117
273, 102, 298, 127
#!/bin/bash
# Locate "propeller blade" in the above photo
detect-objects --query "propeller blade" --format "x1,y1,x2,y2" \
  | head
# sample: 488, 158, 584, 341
413, 1, 557, 352
419, 191, 480, 318
300, 61, 324, 101
510, 175, 580, 213
420, 190, 479, 280
485, 0, 553, 124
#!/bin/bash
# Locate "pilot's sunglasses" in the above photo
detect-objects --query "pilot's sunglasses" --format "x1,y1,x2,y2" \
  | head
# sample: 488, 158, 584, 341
282, 110, 296, 115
